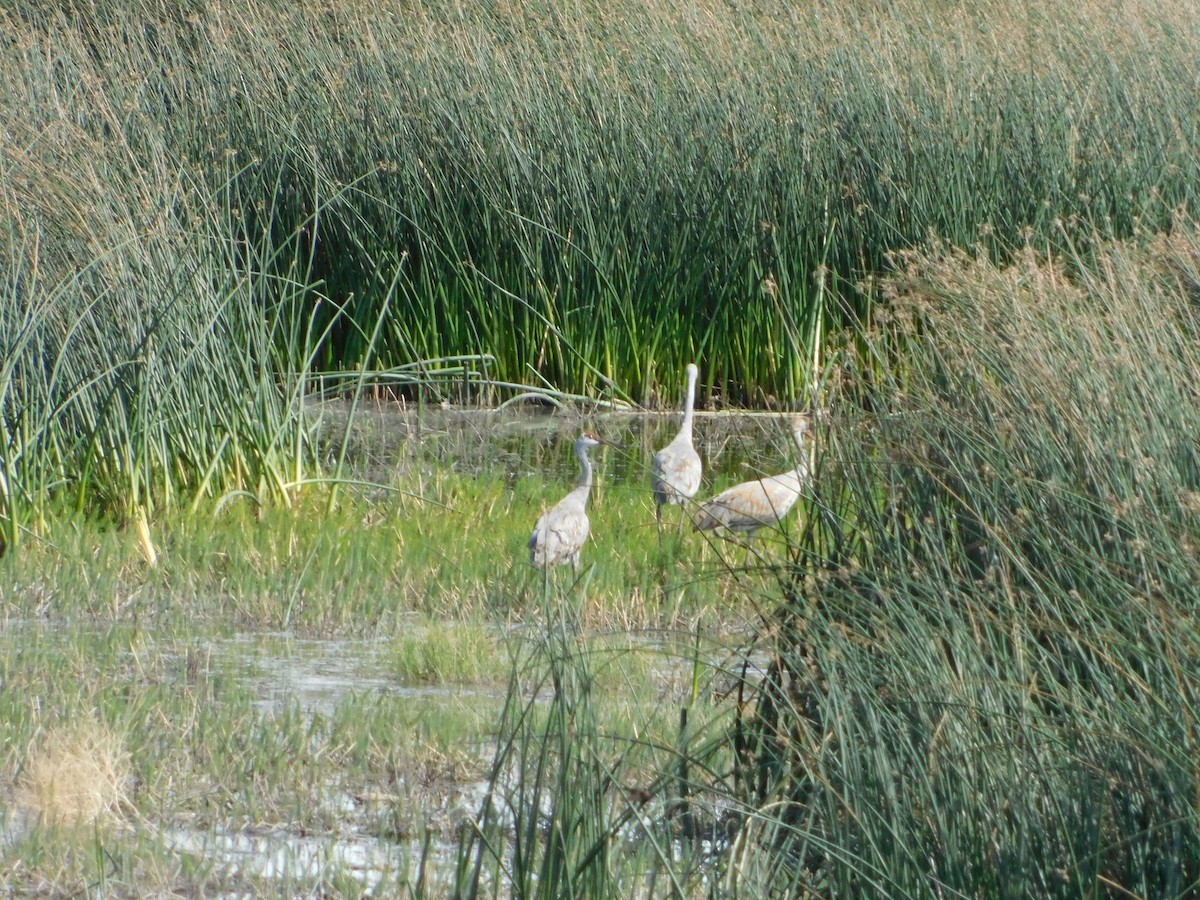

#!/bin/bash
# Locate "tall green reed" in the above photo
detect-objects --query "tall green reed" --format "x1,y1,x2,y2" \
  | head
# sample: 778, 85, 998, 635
0, 148, 347, 547
9, 0, 1200, 403
454, 588, 724, 898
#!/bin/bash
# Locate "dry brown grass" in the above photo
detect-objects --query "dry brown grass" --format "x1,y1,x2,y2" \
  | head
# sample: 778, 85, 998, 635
15, 719, 131, 827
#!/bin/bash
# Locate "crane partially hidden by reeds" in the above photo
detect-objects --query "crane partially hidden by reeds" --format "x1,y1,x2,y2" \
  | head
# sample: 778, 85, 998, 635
692, 414, 811, 538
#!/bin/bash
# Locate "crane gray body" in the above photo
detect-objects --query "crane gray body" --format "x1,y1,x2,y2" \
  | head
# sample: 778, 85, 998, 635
693, 415, 811, 537
530, 432, 601, 572
651, 363, 702, 520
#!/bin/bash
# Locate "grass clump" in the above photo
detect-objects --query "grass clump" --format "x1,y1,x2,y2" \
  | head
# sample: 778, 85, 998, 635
390, 621, 509, 686
0, 145, 337, 553
15, 718, 131, 828
459, 603, 660, 897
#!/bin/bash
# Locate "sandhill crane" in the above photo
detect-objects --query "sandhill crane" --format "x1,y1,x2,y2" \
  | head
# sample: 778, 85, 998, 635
692, 414, 812, 538
529, 432, 603, 572
651, 363, 702, 528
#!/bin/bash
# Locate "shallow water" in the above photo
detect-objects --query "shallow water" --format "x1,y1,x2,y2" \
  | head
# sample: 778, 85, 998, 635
179, 628, 755, 890
313, 401, 806, 487
203, 631, 514, 719
165, 824, 404, 892
206, 633, 401, 716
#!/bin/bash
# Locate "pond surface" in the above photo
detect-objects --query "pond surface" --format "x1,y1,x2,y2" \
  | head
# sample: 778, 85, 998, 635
164, 824, 410, 893
313, 401, 809, 488
207, 633, 405, 716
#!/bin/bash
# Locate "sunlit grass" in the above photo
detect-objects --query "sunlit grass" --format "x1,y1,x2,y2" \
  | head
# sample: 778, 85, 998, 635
390, 622, 509, 686
0, 460, 756, 893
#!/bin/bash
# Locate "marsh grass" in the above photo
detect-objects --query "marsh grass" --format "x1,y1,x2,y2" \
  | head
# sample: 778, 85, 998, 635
0, 607, 736, 894
0, 148, 338, 553
718, 223, 1200, 894
0, 455, 761, 894
12, 15, 1200, 875
7, 0, 1200, 409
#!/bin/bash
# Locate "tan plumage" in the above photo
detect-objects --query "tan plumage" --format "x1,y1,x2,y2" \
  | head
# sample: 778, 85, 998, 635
692, 415, 812, 537
651, 363, 702, 524
529, 432, 602, 572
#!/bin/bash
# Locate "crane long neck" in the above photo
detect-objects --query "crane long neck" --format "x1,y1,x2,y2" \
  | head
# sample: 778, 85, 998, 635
575, 444, 593, 491
792, 428, 811, 477
680, 371, 697, 437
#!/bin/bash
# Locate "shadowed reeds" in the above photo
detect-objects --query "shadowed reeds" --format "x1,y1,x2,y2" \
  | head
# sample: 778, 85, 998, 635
729, 221, 1200, 895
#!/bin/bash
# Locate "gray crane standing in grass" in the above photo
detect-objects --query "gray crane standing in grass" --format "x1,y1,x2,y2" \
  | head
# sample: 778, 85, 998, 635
529, 432, 603, 572
692, 414, 812, 538
651, 363, 702, 529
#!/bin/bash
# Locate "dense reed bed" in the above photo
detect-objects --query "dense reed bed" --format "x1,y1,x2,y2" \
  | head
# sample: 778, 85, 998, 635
6, 0, 1200, 410
6, 0, 1199, 540
699, 224, 1200, 894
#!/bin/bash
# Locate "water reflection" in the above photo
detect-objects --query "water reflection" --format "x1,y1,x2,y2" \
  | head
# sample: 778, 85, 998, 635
165, 825, 403, 892
206, 634, 395, 715
315, 402, 806, 488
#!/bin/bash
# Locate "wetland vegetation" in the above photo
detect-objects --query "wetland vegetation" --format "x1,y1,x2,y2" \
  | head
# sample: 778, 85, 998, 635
5, 0, 1200, 895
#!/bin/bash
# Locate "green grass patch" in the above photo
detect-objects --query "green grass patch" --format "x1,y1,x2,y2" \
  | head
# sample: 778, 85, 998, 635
389, 622, 509, 686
